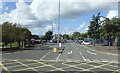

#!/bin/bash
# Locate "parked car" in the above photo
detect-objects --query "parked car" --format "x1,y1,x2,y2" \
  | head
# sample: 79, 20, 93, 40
75, 40, 83, 44
80, 41, 91, 45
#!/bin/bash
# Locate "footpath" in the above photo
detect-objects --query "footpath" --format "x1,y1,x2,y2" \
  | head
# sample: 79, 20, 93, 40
86, 44, 119, 55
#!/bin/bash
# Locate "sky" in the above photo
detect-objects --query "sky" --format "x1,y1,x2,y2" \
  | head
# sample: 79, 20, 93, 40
0, 0, 119, 35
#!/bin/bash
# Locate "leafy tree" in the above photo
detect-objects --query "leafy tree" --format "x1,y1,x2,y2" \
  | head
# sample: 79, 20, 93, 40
32, 35, 40, 39
44, 31, 53, 40
2, 22, 32, 48
101, 17, 120, 45
72, 32, 81, 40
63, 34, 69, 40
81, 33, 88, 38
88, 12, 101, 39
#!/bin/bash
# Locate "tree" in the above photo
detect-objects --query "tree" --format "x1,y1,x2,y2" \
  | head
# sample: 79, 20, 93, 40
2, 22, 32, 48
101, 17, 120, 45
32, 35, 40, 39
81, 33, 88, 38
2, 22, 13, 47
88, 12, 101, 39
44, 31, 53, 40
72, 32, 81, 40
63, 34, 69, 40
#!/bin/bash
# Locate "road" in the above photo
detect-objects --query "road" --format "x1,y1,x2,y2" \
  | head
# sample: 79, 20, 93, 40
1, 43, 119, 72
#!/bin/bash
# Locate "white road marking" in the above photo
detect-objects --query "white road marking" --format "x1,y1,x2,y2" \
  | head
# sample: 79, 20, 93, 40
79, 51, 86, 61
87, 50, 96, 55
40, 51, 51, 60
40, 55, 47, 60
67, 50, 72, 54
46, 51, 51, 55
0, 62, 9, 71
82, 45, 118, 56
56, 54, 61, 60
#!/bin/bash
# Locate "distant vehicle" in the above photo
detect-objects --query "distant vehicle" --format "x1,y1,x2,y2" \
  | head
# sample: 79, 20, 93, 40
50, 39, 57, 43
75, 40, 83, 44
79, 40, 84, 44
42, 40, 47, 43
34, 40, 41, 44
80, 41, 91, 45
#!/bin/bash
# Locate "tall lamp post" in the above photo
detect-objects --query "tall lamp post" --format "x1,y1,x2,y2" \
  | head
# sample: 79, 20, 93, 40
57, 0, 60, 50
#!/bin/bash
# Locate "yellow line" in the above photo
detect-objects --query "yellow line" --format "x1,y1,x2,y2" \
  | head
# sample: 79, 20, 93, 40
0, 62, 9, 71
62, 62, 85, 71
34, 60, 64, 71
14, 60, 38, 72
87, 62, 116, 71
7, 62, 38, 68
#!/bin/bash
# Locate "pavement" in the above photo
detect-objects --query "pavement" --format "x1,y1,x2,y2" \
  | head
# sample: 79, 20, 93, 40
0, 43, 120, 72
86, 44, 119, 55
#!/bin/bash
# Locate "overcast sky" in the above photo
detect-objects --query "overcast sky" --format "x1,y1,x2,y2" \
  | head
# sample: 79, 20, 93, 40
0, 0, 119, 35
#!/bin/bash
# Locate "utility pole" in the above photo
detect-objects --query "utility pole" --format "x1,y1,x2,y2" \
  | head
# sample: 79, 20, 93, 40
57, 0, 60, 50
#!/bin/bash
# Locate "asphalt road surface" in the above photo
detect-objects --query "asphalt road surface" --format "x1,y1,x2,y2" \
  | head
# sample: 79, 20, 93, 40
1, 43, 119, 72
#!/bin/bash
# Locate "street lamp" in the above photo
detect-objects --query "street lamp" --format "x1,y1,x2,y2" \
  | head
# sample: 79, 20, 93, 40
57, 0, 60, 50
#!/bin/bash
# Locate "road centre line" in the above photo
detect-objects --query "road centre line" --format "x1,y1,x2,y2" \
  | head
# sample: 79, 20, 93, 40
87, 50, 96, 55
47, 51, 51, 55
40, 51, 51, 60
40, 55, 47, 60
79, 51, 86, 61
56, 54, 61, 60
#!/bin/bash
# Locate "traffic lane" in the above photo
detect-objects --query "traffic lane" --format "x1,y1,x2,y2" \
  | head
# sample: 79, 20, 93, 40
2, 50, 51, 60
70, 43, 99, 61
76, 44, 118, 62
80, 45, 118, 61
58, 43, 83, 61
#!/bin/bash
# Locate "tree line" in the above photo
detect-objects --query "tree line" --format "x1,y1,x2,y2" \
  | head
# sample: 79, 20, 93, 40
1, 22, 32, 48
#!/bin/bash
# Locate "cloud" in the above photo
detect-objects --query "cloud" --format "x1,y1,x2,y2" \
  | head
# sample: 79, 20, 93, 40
106, 10, 118, 19
0, 2, 2, 9
77, 22, 88, 33
1, 0, 119, 35
29, 0, 118, 20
